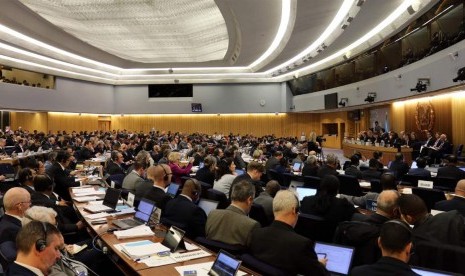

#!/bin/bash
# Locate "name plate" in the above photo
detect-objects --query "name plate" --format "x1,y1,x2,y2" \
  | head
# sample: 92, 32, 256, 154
418, 180, 433, 189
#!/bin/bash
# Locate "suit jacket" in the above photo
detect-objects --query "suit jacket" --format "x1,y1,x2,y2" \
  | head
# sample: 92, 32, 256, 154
388, 160, 409, 180
300, 195, 355, 224
344, 165, 363, 179
434, 196, 465, 217
413, 211, 465, 246
162, 195, 207, 238
317, 165, 339, 178
122, 171, 143, 193
362, 169, 382, 181
79, 147, 95, 160
5, 262, 37, 276
302, 164, 319, 177
229, 173, 263, 199
351, 256, 418, 276
143, 186, 172, 211
249, 221, 328, 276
134, 179, 154, 201
407, 168, 431, 178
253, 192, 274, 222
195, 167, 215, 185
49, 163, 79, 201
437, 165, 465, 180
106, 161, 125, 175
265, 157, 279, 174
205, 205, 260, 246
0, 215, 22, 244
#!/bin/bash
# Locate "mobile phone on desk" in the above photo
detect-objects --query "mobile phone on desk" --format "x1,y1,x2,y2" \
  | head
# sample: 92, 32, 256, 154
184, 270, 197, 276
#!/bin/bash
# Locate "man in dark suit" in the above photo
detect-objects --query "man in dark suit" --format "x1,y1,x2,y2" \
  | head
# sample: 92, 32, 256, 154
344, 155, 363, 179
79, 140, 96, 160
388, 153, 410, 180
437, 155, 465, 180
229, 161, 264, 199
106, 151, 126, 175
13, 138, 26, 154
264, 151, 283, 179
206, 181, 260, 247
249, 190, 328, 275
317, 153, 339, 178
362, 159, 383, 180
0, 187, 31, 244
351, 220, 417, 276
435, 179, 465, 216
407, 157, 431, 177
162, 179, 207, 238
6, 221, 62, 276
143, 164, 172, 211
420, 131, 436, 156
47, 151, 81, 201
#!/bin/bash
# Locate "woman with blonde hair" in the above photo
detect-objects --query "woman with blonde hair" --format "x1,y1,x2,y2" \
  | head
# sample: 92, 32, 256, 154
168, 151, 193, 184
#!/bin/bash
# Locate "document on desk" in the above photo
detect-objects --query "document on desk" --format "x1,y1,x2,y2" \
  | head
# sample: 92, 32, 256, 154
84, 212, 111, 219
73, 196, 100, 202
113, 225, 154, 239
121, 240, 170, 259
175, 262, 246, 276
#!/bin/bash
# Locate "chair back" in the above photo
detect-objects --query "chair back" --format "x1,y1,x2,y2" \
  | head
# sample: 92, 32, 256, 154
303, 176, 321, 189
241, 254, 287, 276
268, 169, 285, 186
0, 241, 17, 271
401, 174, 432, 187
206, 188, 230, 209
369, 179, 382, 193
0, 164, 15, 176
433, 177, 458, 192
108, 173, 125, 189
294, 213, 337, 243
249, 203, 271, 227
337, 175, 363, 197
412, 187, 447, 212
197, 180, 212, 199
194, 237, 246, 256
410, 241, 465, 275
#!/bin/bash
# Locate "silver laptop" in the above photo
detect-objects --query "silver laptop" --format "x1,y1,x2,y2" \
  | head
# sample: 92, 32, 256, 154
83, 187, 120, 213
112, 198, 156, 229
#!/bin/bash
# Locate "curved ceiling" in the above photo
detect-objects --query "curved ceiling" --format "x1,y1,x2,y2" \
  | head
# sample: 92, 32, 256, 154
0, 0, 437, 85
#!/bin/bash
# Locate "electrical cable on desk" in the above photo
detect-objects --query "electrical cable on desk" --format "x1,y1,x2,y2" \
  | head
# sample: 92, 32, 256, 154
63, 254, 100, 276
91, 230, 111, 253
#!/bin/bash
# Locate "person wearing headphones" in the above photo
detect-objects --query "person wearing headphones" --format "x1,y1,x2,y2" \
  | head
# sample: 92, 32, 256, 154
351, 220, 417, 275
142, 164, 173, 211
0, 187, 31, 245
162, 179, 207, 238
106, 151, 125, 175
6, 221, 62, 276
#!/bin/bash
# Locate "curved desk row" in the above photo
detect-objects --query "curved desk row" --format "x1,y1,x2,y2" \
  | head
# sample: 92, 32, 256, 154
342, 142, 413, 166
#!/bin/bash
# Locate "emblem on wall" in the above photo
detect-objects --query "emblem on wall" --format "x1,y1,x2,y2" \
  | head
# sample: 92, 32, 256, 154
415, 101, 435, 132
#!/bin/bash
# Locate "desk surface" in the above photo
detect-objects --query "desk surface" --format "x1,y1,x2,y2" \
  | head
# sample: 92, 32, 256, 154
72, 188, 258, 275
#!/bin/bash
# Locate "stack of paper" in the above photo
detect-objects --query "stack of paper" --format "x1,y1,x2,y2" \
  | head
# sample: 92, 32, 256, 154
113, 225, 154, 239
120, 240, 170, 260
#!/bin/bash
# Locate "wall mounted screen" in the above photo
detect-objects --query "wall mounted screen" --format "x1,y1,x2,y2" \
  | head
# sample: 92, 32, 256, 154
148, 84, 193, 98
324, 93, 338, 109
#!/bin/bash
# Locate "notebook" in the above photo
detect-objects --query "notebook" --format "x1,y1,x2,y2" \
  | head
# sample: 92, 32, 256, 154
208, 249, 242, 276
83, 187, 121, 213
112, 199, 156, 229
161, 226, 186, 253
314, 242, 354, 275
166, 183, 180, 198
411, 266, 460, 276
296, 187, 317, 202
198, 198, 219, 216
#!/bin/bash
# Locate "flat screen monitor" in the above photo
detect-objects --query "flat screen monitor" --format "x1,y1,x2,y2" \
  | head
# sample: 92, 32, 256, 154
324, 93, 338, 109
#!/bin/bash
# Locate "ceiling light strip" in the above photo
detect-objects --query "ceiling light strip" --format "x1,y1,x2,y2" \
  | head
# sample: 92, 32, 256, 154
266, 0, 355, 74
281, 0, 416, 79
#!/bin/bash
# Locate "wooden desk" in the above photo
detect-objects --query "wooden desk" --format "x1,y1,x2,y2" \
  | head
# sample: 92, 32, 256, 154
72, 189, 258, 275
342, 142, 413, 166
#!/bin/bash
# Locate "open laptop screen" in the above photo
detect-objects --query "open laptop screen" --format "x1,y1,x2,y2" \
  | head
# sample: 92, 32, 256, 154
198, 198, 219, 216
103, 187, 121, 209
296, 187, 317, 202
161, 226, 186, 253
410, 161, 417, 169
314, 242, 354, 275
293, 162, 302, 172
209, 250, 241, 276
134, 199, 156, 223
235, 169, 245, 176
166, 183, 180, 197
411, 266, 460, 276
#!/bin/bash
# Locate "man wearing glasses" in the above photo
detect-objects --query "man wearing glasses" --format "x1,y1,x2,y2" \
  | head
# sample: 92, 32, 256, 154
0, 187, 31, 245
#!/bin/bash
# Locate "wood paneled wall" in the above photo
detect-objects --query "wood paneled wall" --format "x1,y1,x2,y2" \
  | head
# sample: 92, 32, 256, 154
47, 113, 99, 132
10, 112, 48, 132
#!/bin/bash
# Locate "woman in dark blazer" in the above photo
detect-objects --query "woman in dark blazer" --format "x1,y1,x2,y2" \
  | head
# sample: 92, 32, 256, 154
300, 175, 355, 223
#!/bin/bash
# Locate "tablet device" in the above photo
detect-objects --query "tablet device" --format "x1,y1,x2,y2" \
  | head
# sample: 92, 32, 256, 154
161, 226, 186, 253
314, 242, 354, 275
208, 249, 242, 276
198, 198, 219, 216
166, 183, 180, 198
295, 187, 317, 202
293, 162, 302, 172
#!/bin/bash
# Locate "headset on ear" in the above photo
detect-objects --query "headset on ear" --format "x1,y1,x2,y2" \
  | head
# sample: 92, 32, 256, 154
35, 222, 48, 252
160, 165, 169, 181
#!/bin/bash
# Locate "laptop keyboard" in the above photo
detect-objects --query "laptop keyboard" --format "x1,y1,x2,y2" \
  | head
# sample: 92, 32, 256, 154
119, 219, 141, 227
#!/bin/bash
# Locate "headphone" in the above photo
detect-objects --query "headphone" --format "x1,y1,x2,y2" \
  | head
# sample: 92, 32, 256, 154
160, 165, 169, 181
35, 222, 48, 252
190, 179, 200, 196
111, 151, 119, 161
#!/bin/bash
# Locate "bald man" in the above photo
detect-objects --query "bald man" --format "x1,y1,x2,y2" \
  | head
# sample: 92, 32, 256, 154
142, 164, 173, 210
0, 187, 31, 244
434, 179, 465, 216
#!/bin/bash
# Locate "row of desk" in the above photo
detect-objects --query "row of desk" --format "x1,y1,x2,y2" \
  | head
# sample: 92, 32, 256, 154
342, 142, 413, 166
71, 187, 257, 275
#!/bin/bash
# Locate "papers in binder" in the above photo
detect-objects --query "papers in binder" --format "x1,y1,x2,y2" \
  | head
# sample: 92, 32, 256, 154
73, 196, 100, 202
113, 225, 154, 239
120, 240, 170, 260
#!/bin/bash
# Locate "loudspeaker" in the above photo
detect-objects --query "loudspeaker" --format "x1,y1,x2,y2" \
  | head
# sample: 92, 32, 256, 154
35, 222, 48, 252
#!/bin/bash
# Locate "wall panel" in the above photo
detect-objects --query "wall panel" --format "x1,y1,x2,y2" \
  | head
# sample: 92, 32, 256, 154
47, 113, 99, 132
10, 112, 48, 132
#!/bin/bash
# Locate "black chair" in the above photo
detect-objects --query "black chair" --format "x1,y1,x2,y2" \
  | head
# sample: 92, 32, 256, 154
410, 241, 465, 275
249, 203, 271, 227
107, 173, 125, 189
282, 173, 293, 187
197, 180, 212, 199
206, 188, 230, 209
294, 213, 337, 243
401, 174, 431, 187
241, 254, 287, 276
0, 163, 15, 177
194, 237, 246, 256
412, 187, 446, 212
268, 169, 285, 186
160, 217, 187, 232
303, 176, 321, 189
337, 175, 363, 197
0, 241, 16, 271
433, 177, 458, 192
4, 147, 15, 156
369, 179, 382, 193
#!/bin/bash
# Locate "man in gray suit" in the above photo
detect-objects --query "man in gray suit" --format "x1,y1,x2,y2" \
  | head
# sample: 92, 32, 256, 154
122, 161, 149, 196
205, 180, 260, 246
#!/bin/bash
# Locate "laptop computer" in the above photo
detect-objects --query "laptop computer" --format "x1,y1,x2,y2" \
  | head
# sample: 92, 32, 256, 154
410, 161, 418, 169
235, 169, 245, 176
112, 198, 156, 229
292, 162, 302, 172
199, 162, 205, 169
314, 242, 354, 275
166, 183, 180, 198
208, 249, 242, 276
295, 187, 317, 202
411, 266, 461, 276
198, 198, 219, 216
161, 225, 186, 253
83, 187, 121, 213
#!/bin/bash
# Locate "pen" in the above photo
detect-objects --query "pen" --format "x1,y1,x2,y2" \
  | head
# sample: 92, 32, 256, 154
134, 255, 151, 262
